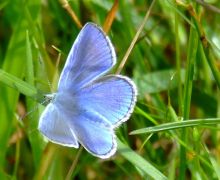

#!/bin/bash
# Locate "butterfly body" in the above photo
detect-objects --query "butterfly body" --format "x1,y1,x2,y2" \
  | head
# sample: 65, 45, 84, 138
39, 23, 137, 158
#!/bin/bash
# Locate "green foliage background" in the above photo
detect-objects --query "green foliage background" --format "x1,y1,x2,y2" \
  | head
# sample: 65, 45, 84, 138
0, 0, 220, 179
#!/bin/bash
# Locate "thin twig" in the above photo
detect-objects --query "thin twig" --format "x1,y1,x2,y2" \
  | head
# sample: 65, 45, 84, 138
195, 0, 220, 14
35, 143, 57, 179
103, 0, 119, 34
116, 0, 156, 74
65, 146, 84, 180
59, 0, 82, 28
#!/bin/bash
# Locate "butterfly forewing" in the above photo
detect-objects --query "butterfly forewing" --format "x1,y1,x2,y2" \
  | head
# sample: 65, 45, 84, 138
58, 23, 116, 92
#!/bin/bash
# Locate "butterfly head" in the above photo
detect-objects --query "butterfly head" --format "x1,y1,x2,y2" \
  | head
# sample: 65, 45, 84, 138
43, 93, 56, 105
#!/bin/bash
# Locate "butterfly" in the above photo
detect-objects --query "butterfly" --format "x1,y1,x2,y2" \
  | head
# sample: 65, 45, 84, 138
38, 22, 137, 159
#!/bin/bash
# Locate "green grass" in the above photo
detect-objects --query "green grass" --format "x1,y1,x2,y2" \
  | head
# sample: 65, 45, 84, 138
0, 0, 220, 179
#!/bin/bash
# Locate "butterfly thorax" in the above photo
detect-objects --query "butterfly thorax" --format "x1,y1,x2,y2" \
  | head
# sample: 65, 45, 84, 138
44, 93, 56, 103
52, 91, 78, 113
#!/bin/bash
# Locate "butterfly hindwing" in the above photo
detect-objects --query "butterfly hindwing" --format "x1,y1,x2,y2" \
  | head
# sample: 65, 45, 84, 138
68, 110, 116, 158
77, 75, 137, 127
38, 103, 79, 148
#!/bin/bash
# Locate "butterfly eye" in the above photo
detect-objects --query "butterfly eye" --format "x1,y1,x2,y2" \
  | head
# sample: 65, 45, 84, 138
43, 93, 56, 104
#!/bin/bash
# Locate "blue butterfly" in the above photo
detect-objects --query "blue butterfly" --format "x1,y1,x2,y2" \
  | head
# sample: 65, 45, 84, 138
38, 23, 137, 159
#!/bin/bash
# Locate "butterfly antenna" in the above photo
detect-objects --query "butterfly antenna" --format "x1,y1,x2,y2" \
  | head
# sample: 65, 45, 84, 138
19, 106, 37, 121
51, 45, 62, 92
19, 97, 49, 121
23, 47, 61, 135
37, 54, 53, 93
27, 129, 38, 137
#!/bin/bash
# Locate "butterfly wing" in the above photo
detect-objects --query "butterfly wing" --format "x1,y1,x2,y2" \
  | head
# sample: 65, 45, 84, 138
38, 103, 79, 148
68, 110, 116, 159
58, 23, 116, 92
77, 75, 137, 128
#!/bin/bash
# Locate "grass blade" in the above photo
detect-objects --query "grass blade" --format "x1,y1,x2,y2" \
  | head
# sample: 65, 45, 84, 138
130, 118, 220, 135
117, 138, 167, 179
